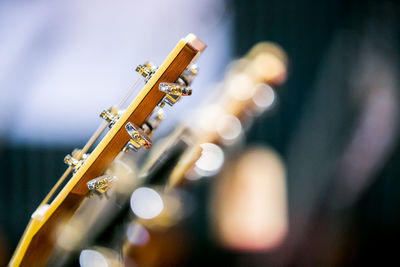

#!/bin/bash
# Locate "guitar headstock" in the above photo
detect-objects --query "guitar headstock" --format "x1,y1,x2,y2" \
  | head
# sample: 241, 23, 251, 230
9, 33, 206, 267
66, 33, 206, 195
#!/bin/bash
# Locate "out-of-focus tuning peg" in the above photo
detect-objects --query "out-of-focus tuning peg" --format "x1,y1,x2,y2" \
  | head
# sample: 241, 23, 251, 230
136, 61, 158, 83
251, 83, 277, 114
123, 122, 152, 152
79, 247, 122, 267
180, 64, 198, 85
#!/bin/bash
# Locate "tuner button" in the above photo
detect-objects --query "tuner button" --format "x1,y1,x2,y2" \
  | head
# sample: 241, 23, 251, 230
124, 122, 152, 152
159, 82, 192, 96
87, 174, 117, 196
159, 82, 192, 106
160, 94, 180, 107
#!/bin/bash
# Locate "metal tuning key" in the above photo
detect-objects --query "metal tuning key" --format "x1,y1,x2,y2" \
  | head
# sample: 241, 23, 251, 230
87, 174, 117, 197
159, 82, 192, 106
180, 63, 198, 85
100, 106, 121, 128
124, 122, 152, 152
141, 107, 164, 136
159, 83, 192, 96
64, 149, 89, 173
136, 62, 158, 83
158, 63, 198, 106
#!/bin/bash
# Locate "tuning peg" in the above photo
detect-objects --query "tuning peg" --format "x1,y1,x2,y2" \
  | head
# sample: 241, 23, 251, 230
159, 82, 192, 96
64, 154, 80, 167
99, 106, 122, 128
123, 122, 152, 152
156, 64, 197, 107
64, 154, 83, 172
180, 63, 198, 85
158, 82, 192, 107
64, 149, 89, 172
136, 61, 158, 83
141, 107, 164, 136
87, 174, 117, 197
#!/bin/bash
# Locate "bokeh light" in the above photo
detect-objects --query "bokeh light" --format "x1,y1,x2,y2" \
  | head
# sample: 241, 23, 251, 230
130, 187, 164, 219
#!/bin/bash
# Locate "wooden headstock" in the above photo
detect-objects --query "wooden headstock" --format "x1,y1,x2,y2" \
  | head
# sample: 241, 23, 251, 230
9, 33, 206, 267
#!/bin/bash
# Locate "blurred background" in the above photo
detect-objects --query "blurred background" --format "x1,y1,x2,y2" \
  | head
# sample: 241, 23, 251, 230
1, 0, 400, 266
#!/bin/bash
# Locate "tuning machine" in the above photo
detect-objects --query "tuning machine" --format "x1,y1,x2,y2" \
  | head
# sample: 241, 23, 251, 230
136, 62, 158, 83
64, 149, 89, 173
159, 83, 192, 96
122, 107, 164, 152
87, 174, 117, 197
158, 63, 198, 107
100, 106, 124, 128
141, 106, 164, 136
158, 82, 192, 107
123, 122, 152, 152
180, 63, 198, 85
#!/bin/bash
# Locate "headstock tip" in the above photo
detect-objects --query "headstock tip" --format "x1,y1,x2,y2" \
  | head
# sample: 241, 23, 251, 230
185, 33, 207, 53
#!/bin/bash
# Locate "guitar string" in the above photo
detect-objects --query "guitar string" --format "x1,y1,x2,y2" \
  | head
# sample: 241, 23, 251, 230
40, 76, 143, 207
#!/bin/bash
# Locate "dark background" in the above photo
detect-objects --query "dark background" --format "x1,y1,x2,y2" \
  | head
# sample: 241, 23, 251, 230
233, 0, 400, 265
1, 0, 400, 265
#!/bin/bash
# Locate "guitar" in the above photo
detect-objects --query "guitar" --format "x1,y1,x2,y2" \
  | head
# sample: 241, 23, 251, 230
9, 33, 206, 267
73, 42, 288, 266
